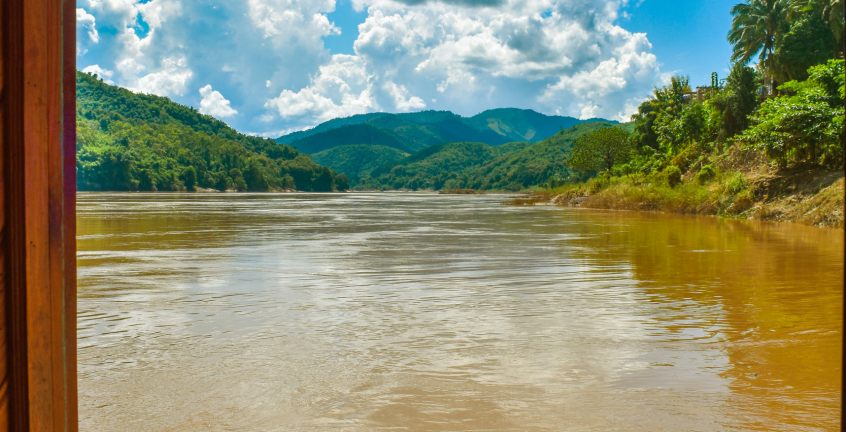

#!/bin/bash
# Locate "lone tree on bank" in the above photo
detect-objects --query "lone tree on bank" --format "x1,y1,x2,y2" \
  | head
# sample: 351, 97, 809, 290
567, 127, 633, 175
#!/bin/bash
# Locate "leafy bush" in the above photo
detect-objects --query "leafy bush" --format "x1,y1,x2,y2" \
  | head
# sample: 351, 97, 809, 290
697, 164, 717, 184
724, 172, 747, 195
737, 59, 844, 168
664, 166, 683, 188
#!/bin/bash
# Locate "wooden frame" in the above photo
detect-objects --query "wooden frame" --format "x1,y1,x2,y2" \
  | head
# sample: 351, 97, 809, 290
1, 0, 78, 430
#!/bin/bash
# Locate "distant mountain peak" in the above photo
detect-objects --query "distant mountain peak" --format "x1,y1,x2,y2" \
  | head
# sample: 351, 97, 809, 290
277, 108, 610, 152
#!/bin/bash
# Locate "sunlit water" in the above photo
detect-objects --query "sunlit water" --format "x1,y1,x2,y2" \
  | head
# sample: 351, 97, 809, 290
77, 193, 842, 431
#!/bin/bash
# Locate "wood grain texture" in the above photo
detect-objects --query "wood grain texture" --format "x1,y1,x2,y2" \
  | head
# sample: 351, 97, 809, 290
3, 0, 28, 427
0, 0, 7, 427
3, 0, 77, 430
62, 0, 77, 428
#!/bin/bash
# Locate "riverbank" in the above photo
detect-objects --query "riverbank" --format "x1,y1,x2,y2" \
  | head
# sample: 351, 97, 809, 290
513, 161, 844, 229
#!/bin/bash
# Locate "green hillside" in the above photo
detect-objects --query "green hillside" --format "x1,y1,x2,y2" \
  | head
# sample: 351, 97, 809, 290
311, 144, 409, 185
278, 108, 613, 189
276, 112, 391, 144
366, 111, 508, 150
362, 142, 502, 190
285, 110, 510, 155
461, 122, 618, 191
76, 71, 617, 193
289, 124, 410, 153
467, 108, 586, 142
361, 122, 617, 191
76, 71, 347, 192
277, 108, 605, 153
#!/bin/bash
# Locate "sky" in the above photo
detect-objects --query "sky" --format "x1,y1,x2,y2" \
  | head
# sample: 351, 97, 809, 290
76, 0, 737, 137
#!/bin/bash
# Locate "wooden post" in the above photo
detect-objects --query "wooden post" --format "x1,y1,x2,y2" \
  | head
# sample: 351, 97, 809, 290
2, 0, 78, 430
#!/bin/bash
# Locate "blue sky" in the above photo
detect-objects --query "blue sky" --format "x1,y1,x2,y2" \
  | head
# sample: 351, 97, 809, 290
623, 0, 736, 87
76, 0, 739, 136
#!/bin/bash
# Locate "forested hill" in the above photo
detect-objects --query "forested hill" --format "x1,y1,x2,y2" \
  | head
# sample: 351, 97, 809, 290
274, 108, 614, 190
359, 121, 617, 191
277, 108, 607, 153
76, 72, 348, 192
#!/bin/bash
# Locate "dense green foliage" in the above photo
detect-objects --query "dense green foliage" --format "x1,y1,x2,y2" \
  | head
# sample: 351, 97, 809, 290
776, 8, 837, 81
76, 72, 347, 192
279, 109, 606, 153
362, 142, 501, 190
709, 63, 761, 139
360, 122, 615, 191
567, 127, 634, 176
738, 59, 844, 167
546, 0, 843, 223
311, 144, 409, 185
621, 60, 841, 179
290, 124, 411, 153
729, 0, 841, 89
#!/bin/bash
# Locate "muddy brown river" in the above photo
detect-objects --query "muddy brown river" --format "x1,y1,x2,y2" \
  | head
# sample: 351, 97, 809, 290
77, 193, 842, 431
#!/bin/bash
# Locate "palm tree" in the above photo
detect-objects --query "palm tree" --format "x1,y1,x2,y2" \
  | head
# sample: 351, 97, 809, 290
823, 0, 846, 41
788, 0, 846, 57
820, 0, 844, 51
728, 0, 791, 91
790, 0, 844, 53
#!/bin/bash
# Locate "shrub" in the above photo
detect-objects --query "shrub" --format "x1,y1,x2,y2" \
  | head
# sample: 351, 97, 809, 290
697, 164, 717, 184
587, 176, 610, 194
738, 59, 844, 168
731, 189, 756, 213
664, 165, 683, 188
724, 172, 747, 195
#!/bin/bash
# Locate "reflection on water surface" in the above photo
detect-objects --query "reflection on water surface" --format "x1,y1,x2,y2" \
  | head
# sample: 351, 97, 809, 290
77, 193, 842, 431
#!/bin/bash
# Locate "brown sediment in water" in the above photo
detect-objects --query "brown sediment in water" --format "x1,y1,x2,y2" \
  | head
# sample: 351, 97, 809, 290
77, 193, 842, 431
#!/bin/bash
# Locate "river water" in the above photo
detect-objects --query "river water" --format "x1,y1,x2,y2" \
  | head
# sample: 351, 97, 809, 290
77, 193, 842, 431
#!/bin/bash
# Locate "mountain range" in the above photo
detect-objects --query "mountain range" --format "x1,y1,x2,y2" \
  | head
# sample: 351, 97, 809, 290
76, 70, 620, 192
277, 108, 603, 151
276, 108, 614, 189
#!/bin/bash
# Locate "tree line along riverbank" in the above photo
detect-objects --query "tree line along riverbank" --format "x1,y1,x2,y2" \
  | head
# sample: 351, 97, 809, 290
515, 0, 843, 229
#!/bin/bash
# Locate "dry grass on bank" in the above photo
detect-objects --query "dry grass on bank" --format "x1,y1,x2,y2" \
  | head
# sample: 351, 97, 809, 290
515, 166, 844, 229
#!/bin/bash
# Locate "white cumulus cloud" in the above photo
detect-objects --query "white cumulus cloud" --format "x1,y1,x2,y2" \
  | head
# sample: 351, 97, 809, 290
268, 0, 662, 128
77, 0, 663, 133
198, 84, 238, 119
265, 54, 376, 126
132, 56, 193, 97
384, 81, 426, 111
76, 8, 99, 55
81, 64, 114, 84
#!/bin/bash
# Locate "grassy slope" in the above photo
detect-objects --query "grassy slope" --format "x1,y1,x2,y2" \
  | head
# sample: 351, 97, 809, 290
519, 147, 844, 228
